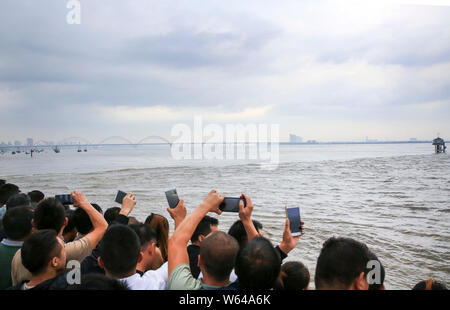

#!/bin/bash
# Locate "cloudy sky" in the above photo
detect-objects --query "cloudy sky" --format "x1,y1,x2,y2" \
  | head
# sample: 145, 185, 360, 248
0, 0, 449, 143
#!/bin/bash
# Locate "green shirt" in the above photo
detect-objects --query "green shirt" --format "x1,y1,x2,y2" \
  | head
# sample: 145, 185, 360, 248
167, 264, 222, 290
0, 240, 22, 289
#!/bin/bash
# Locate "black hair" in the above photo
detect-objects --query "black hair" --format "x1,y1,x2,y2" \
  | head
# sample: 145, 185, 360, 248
274, 261, 310, 290
129, 223, 157, 251
73, 203, 103, 235
0, 183, 20, 205
0, 179, 6, 187
21, 229, 62, 275
412, 279, 448, 290
314, 237, 372, 290
27, 190, 45, 203
235, 237, 281, 289
199, 231, 239, 282
6, 193, 31, 210
63, 209, 77, 235
33, 198, 66, 232
104, 207, 121, 225
368, 250, 385, 290
228, 220, 263, 249
205, 215, 219, 226
191, 216, 213, 243
99, 225, 141, 277
67, 273, 129, 290
2, 206, 33, 240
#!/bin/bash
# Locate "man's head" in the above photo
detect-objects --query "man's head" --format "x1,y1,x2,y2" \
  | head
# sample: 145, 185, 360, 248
6, 193, 31, 210
33, 198, 67, 234
104, 207, 121, 224
0, 179, 5, 187
228, 220, 263, 249
205, 215, 219, 233
21, 229, 66, 277
2, 206, 33, 241
198, 231, 239, 283
314, 237, 372, 290
129, 223, 158, 272
274, 261, 310, 290
73, 203, 102, 235
63, 209, 78, 243
191, 216, 213, 245
27, 190, 45, 207
235, 237, 281, 289
0, 183, 20, 205
412, 279, 447, 290
98, 225, 141, 279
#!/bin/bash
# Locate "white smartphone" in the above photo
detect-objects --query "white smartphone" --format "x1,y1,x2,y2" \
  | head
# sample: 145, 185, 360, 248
286, 206, 302, 237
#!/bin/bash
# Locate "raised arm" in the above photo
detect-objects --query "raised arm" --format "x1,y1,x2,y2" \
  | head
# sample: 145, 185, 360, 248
168, 190, 223, 276
239, 194, 259, 242
72, 191, 108, 249
167, 199, 187, 230
278, 218, 304, 255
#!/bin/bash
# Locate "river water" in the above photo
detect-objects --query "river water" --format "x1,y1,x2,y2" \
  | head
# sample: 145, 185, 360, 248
1, 143, 448, 289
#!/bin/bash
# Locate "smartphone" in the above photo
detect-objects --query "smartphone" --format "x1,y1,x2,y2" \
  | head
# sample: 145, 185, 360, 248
115, 190, 127, 204
165, 189, 180, 209
286, 206, 302, 236
55, 194, 74, 205
219, 197, 246, 212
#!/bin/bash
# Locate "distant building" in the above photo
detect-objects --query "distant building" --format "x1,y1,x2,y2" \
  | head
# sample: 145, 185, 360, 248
306, 140, 317, 144
27, 138, 34, 146
14, 140, 22, 146
289, 134, 303, 143
365, 136, 378, 143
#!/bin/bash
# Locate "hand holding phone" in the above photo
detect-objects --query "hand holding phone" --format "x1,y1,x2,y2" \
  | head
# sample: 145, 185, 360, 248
219, 197, 247, 212
165, 189, 180, 209
55, 194, 74, 205
115, 190, 127, 204
286, 206, 302, 237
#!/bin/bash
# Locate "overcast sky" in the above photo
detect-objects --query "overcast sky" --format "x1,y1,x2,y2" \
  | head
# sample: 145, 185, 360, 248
0, 0, 449, 143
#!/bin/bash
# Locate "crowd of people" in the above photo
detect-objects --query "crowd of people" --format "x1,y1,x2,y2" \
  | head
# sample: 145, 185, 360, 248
0, 179, 447, 290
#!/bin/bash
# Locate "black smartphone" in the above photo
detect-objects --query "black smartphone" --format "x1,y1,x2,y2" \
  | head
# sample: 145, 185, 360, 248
55, 194, 74, 205
115, 190, 127, 204
219, 197, 246, 212
286, 206, 302, 236
165, 189, 180, 209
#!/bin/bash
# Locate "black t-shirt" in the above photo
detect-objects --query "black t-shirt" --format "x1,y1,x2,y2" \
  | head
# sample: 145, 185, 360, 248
187, 244, 201, 279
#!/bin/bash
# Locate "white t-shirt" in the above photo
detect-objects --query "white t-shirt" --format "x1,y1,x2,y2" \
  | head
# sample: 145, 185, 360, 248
119, 262, 168, 290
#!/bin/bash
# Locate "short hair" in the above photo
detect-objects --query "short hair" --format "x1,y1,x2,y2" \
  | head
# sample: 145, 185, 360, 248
205, 215, 219, 226
99, 225, 141, 277
191, 216, 213, 243
34, 198, 66, 232
199, 231, 239, 282
235, 237, 281, 289
21, 229, 63, 275
0, 183, 20, 205
274, 261, 310, 290
67, 273, 129, 290
412, 279, 447, 290
27, 190, 45, 203
228, 220, 263, 249
104, 207, 121, 224
6, 193, 31, 210
129, 223, 157, 251
368, 251, 385, 290
315, 237, 371, 290
63, 209, 77, 235
73, 203, 103, 235
2, 206, 33, 240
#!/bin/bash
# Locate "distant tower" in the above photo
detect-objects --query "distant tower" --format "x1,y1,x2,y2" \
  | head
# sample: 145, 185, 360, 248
432, 136, 446, 154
